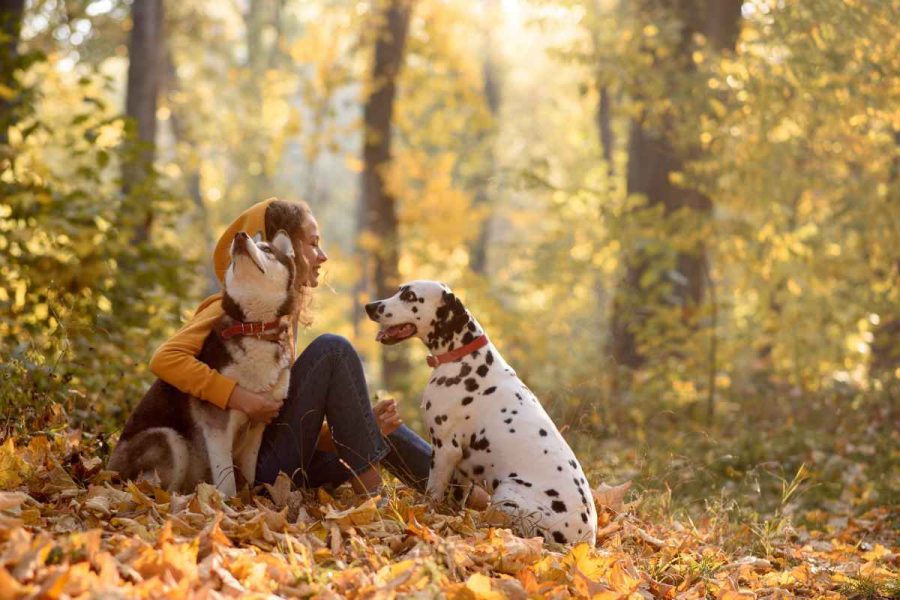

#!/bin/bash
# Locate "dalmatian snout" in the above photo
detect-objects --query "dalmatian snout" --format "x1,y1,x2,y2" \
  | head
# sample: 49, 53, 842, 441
365, 301, 384, 320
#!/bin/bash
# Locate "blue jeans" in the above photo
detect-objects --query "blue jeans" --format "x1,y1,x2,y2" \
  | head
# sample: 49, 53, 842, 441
255, 334, 431, 491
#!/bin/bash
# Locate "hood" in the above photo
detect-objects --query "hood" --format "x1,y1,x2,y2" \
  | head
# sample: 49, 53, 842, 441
212, 197, 279, 284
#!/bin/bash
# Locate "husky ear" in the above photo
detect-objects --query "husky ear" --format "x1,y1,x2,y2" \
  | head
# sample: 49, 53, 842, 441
252, 231, 263, 244
271, 230, 294, 257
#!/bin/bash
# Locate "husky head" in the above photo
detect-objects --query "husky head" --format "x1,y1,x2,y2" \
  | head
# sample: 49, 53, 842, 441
222, 230, 296, 322
365, 280, 482, 354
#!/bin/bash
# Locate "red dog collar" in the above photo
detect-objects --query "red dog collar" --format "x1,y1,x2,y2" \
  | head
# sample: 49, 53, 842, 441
221, 319, 282, 340
427, 335, 489, 368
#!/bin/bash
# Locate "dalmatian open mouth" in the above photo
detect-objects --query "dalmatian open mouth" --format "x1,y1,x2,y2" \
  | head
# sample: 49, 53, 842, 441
375, 323, 417, 345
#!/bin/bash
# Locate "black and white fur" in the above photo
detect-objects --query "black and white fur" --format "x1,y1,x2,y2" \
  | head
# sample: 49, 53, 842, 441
366, 281, 597, 546
109, 231, 296, 496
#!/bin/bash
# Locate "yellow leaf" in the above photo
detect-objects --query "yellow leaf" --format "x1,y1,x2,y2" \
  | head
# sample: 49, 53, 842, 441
0, 566, 26, 600
0, 439, 30, 489
323, 496, 378, 528
464, 573, 506, 600
861, 543, 893, 561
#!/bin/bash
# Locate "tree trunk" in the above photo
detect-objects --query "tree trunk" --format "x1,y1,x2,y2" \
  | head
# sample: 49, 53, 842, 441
123, 0, 165, 243
609, 0, 742, 389
469, 0, 501, 276
361, 0, 413, 390
0, 0, 26, 145
164, 48, 219, 294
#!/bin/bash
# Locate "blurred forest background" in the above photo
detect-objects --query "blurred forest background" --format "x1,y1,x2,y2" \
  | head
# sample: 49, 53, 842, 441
0, 0, 897, 519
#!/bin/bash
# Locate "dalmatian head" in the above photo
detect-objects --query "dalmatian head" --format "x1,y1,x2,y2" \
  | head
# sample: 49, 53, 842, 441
365, 280, 480, 353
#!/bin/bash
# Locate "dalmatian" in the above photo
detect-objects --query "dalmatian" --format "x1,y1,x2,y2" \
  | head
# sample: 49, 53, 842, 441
366, 281, 597, 546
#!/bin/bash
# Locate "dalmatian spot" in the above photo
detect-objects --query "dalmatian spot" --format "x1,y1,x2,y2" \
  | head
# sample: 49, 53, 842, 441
451, 438, 459, 447
476, 365, 489, 377
504, 418, 513, 424
461, 396, 474, 406
465, 378, 479, 392
435, 438, 443, 448
557, 466, 563, 472
545, 489, 559, 497
492, 479, 500, 490
436, 377, 446, 385
467, 322, 477, 332
551, 500, 567, 513
469, 434, 491, 451
412, 306, 418, 313
483, 386, 497, 395
462, 332, 474, 344
513, 478, 533, 487
426, 401, 431, 410
486, 351, 493, 365
581, 512, 589, 523
539, 429, 548, 436
501, 408, 507, 413
458, 363, 472, 377
552, 531, 567, 544
509, 429, 516, 433
569, 460, 578, 469
472, 465, 484, 475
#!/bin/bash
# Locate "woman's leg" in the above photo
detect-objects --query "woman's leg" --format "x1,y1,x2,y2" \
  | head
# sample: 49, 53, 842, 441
255, 334, 389, 491
381, 425, 431, 492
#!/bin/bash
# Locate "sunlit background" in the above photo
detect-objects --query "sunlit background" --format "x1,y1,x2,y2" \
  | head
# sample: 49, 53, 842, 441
1, 0, 897, 513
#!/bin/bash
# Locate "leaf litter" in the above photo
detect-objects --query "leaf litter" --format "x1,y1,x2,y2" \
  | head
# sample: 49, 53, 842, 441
0, 431, 896, 598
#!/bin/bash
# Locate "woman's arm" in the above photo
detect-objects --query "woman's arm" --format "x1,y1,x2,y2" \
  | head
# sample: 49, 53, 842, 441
149, 301, 238, 409
149, 300, 287, 423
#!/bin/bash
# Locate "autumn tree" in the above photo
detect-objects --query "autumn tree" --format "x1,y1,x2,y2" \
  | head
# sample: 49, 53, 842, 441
468, 0, 502, 276
608, 0, 742, 400
360, 0, 413, 390
0, 0, 25, 144
123, 0, 165, 242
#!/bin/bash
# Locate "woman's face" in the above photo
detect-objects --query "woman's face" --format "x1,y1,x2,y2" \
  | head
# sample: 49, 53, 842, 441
300, 217, 328, 287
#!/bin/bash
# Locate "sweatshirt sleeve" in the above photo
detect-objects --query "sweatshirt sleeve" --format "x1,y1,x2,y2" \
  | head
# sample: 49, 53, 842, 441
149, 301, 238, 409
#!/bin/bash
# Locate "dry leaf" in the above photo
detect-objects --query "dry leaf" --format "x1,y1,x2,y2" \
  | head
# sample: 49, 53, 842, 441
592, 481, 632, 513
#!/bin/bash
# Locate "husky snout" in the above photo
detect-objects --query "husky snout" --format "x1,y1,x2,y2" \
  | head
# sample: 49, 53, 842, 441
231, 231, 251, 255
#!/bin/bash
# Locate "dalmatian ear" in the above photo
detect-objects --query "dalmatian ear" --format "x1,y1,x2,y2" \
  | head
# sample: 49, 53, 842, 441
271, 229, 294, 257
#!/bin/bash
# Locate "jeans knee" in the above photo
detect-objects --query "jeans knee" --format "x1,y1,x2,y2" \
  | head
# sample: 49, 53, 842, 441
300, 334, 357, 367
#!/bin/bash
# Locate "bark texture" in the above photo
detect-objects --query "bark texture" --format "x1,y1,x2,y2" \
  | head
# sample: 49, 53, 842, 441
361, 0, 413, 390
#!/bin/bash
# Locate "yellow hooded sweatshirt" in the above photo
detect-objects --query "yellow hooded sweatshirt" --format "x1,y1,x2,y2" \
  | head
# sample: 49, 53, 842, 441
149, 197, 285, 410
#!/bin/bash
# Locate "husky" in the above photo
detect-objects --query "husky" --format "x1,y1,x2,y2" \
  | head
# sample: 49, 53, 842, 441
108, 231, 296, 496
366, 281, 598, 546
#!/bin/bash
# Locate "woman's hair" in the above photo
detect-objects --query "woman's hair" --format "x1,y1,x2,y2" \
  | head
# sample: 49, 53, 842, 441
264, 199, 315, 326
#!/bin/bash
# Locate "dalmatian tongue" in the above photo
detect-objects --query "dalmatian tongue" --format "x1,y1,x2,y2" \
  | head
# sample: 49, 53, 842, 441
376, 323, 416, 345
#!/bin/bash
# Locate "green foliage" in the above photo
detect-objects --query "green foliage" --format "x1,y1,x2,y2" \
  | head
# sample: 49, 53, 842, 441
0, 55, 194, 432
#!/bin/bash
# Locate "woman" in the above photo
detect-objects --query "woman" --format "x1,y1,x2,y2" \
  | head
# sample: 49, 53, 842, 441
149, 197, 487, 505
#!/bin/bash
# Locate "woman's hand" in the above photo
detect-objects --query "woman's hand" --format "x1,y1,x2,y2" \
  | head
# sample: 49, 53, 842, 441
373, 399, 402, 436
228, 385, 283, 423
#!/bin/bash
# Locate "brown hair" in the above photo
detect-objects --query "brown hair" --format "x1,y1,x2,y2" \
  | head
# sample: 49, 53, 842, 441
265, 199, 315, 326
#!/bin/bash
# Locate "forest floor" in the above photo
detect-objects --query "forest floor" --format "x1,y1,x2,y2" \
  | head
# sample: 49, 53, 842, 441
0, 427, 897, 599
